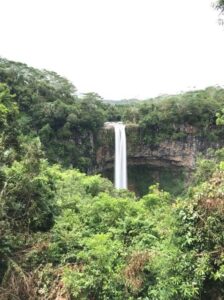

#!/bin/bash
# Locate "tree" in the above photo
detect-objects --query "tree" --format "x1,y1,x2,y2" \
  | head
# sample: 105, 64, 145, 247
216, 108, 224, 125
216, 0, 224, 12
214, 0, 224, 25
0, 83, 20, 165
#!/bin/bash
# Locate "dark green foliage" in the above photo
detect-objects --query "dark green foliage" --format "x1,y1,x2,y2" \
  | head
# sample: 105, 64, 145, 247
104, 165, 187, 197
46, 175, 169, 299
135, 87, 224, 144
1, 57, 224, 299
2, 139, 57, 232
103, 87, 224, 146
0, 162, 171, 299
1, 58, 224, 171
0, 83, 20, 165
0, 139, 58, 266
173, 167, 224, 299
0, 59, 110, 171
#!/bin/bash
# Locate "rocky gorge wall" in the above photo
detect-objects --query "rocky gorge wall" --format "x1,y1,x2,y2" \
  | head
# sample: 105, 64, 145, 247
95, 124, 223, 195
96, 124, 222, 171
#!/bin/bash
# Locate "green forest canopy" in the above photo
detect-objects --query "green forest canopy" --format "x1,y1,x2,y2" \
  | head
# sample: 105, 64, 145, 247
1, 57, 224, 299
1, 57, 224, 171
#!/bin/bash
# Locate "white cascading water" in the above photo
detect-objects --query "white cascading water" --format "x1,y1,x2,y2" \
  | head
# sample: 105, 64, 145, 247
112, 122, 127, 189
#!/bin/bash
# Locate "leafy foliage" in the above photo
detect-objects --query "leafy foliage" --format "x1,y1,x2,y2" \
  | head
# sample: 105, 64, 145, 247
1, 57, 224, 299
135, 87, 224, 144
0, 59, 111, 170
0, 83, 20, 165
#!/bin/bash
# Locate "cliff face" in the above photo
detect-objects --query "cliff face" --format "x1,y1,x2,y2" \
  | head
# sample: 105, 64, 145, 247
96, 124, 222, 172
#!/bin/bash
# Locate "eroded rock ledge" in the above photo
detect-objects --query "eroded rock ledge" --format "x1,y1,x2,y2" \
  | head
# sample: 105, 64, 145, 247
95, 124, 222, 171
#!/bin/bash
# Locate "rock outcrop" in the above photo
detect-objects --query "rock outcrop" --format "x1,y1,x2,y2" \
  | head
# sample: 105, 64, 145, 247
95, 124, 222, 172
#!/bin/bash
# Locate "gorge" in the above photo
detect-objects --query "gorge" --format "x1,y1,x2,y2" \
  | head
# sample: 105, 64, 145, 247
96, 123, 223, 195
1, 58, 224, 299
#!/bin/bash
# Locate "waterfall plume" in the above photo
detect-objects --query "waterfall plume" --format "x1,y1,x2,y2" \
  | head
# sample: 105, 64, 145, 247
112, 122, 127, 189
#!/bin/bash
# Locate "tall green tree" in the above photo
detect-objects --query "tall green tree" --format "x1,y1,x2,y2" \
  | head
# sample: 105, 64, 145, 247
0, 83, 20, 165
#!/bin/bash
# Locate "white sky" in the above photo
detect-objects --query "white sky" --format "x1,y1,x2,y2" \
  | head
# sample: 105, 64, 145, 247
0, 0, 224, 100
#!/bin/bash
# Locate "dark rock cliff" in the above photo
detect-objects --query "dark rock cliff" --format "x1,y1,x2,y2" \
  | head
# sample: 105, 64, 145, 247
95, 124, 222, 172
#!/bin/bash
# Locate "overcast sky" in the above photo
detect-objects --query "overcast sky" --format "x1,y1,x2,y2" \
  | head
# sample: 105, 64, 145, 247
0, 0, 224, 100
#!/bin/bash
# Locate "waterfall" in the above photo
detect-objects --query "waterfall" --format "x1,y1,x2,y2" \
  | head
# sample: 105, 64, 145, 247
112, 122, 127, 189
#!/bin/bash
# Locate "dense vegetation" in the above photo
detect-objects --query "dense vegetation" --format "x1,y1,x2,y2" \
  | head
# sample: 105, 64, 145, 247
1, 56, 224, 299
0, 58, 112, 170
121, 88, 224, 144
1, 58, 224, 172
1, 138, 224, 299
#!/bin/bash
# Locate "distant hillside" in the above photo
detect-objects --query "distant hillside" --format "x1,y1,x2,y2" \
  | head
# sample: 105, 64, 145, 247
103, 99, 140, 105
